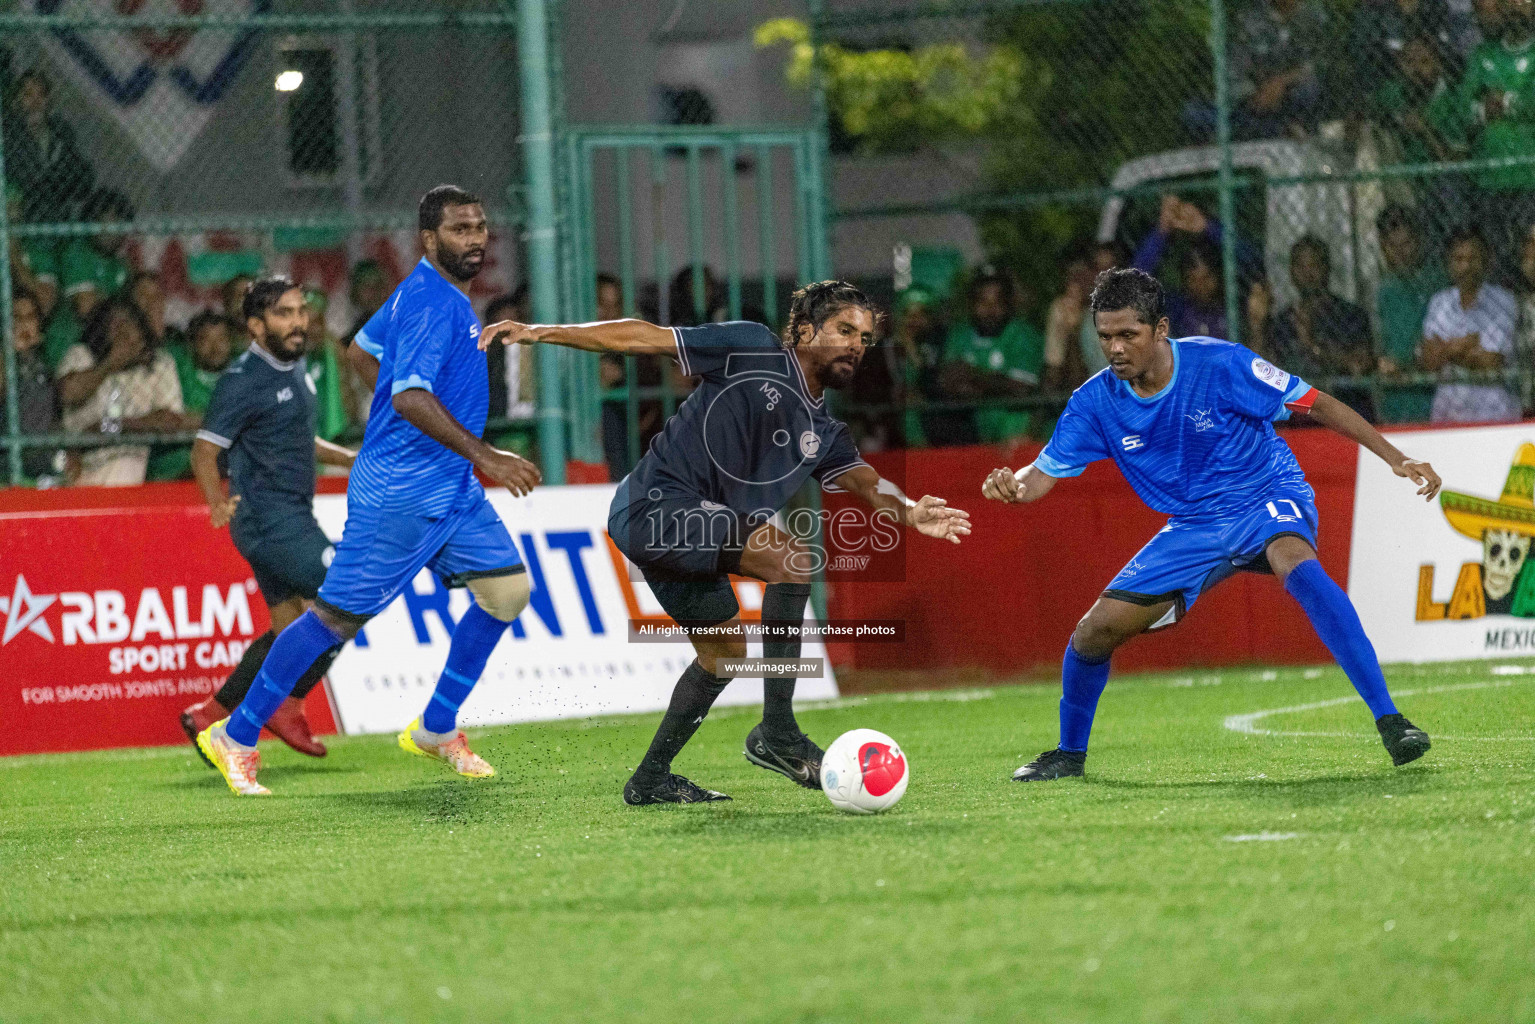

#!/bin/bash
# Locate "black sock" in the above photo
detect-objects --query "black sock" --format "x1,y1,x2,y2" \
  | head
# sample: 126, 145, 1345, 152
291, 644, 342, 701
635, 660, 729, 779
213, 631, 275, 710
760, 582, 811, 738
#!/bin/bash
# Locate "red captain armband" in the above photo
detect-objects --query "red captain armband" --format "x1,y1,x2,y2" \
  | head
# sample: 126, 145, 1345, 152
1285, 387, 1318, 416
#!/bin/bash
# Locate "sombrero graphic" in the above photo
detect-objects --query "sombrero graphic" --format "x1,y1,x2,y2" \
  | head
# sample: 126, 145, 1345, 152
1441, 442, 1535, 540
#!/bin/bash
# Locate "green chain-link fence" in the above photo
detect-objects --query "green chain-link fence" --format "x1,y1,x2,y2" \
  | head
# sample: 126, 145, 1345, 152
782, 0, 1535, 445
0, 0, 551, 487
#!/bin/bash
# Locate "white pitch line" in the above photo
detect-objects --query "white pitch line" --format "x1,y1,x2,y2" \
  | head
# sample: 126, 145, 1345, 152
1224, 832, 1300, 842
1223, 678, 1535, 742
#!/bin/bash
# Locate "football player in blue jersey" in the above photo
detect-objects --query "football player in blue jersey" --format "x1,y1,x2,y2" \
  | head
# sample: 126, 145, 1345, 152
197, 186, 542, 796
983, 268, 1441, 780
483, 281, 972, 805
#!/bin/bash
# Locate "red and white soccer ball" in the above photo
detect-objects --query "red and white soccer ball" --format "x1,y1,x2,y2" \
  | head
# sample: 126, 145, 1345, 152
820, 729, 909, 814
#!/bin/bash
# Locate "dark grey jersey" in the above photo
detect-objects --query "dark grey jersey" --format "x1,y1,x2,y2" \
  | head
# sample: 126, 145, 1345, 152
618, 321, 869, 521
196, 344, 318, 540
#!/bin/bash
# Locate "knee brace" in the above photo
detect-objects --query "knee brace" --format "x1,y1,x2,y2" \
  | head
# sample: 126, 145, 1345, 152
466, 572, 531, 622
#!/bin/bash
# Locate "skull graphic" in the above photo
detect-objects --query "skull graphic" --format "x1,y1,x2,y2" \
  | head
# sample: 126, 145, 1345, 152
1482, 528, 1532, 601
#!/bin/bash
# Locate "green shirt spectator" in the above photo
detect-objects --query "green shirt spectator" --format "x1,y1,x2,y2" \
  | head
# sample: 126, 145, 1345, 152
302, 289, 352, 441
148, 312, 233, 480
45, 236, 129, 368
306, 341, 350, 441
1377, 266, 1446, 422
941, 318, 1045, 442
1373, 40, 1466, 166
44, 189, 135, 369
1375, 206, 1445, 424
1457, 32, 1535, 190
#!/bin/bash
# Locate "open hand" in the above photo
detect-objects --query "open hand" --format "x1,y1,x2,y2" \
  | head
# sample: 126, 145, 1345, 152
209, 494, 240, 529
1394, 458, 1441, 501
477, 447, 542, 497
478, 320, 536, 352
909, 495, 971, 544
981, 467, 1023, 503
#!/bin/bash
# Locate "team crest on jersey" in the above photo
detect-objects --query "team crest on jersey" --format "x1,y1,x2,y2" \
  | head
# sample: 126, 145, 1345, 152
799, 431, 821, 458
1251, 357, 1291, 392
1187, 408, 1216, 432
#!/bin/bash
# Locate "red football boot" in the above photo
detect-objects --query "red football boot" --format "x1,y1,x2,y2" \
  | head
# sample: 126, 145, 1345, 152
265, 696, 327, 758
180, 696, 231, 767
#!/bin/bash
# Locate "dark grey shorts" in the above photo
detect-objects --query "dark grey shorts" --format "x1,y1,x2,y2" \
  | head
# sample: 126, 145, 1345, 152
608, 491, 763, 628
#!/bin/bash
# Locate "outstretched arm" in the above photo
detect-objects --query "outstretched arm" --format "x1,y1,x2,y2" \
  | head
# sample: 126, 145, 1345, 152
981, 463, 1060, 504
832, 464, 971, 544
478, 319, 677, 358
1306, 390, 1441, 500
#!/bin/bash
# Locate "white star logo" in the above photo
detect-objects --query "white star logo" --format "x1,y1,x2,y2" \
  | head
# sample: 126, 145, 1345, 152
1, 575, 56, 645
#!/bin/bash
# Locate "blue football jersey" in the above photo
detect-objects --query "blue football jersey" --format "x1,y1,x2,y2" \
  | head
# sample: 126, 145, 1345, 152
347, 259, 487, 516
1035, 337, 1316, 517
618, 321, 869, 521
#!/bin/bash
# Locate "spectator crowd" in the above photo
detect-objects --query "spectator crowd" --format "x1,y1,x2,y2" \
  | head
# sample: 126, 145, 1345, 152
876, 0, 1535, 448
0, 68, 540, 486
12, 0, 1535, 482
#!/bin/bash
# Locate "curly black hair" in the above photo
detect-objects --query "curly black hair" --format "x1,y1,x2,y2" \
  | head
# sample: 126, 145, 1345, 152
783, 280, 882, 348
1088, 267, 1165, 327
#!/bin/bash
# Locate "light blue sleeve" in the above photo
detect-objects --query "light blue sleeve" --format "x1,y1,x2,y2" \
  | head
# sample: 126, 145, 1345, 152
389, 300, 451, 396
1225, 343, 1311, 422
352, 300, 393, 359
1035, 389, 1110, 478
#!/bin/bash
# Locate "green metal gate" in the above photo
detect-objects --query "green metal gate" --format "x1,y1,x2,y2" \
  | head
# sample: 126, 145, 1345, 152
559, 126, 827, 471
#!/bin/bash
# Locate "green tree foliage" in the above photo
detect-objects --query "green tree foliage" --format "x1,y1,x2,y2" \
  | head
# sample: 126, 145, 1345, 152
758, 4, 1211, 298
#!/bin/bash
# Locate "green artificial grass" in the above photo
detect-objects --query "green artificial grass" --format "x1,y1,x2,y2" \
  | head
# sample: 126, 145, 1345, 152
2, 660, 1533, 1024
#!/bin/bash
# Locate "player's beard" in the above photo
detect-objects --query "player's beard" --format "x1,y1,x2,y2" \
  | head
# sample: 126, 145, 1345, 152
270, 329, 306, 361
820, 350, 862, 390
437, 244, 485, 282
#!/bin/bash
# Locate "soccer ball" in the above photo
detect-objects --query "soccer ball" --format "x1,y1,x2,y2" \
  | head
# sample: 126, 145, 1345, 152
820, 729, 909, 814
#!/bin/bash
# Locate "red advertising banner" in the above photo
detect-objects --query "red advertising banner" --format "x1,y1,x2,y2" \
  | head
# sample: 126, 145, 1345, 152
0, 484, 336, 756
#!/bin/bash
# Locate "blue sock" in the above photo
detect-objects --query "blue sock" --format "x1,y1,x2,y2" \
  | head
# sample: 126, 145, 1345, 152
1284, 558, 1397, 719
1059, 641, 1112, 753
226, 612, 342, 746
421, 603, 507, 734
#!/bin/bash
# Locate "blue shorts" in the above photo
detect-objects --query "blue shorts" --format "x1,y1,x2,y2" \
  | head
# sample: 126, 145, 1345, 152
315, 495, 525, 624
1104, 488, 1319, 628
607, 484, 759, 627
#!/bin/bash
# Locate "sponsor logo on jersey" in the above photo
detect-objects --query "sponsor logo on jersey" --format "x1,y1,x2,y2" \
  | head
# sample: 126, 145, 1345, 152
1121, 435, 1145, 451
1251, 357, 1291, 392
276, 387, 294, 403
